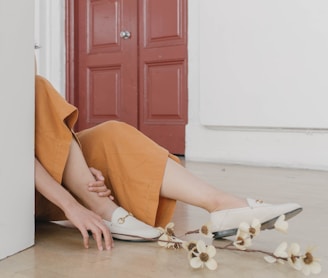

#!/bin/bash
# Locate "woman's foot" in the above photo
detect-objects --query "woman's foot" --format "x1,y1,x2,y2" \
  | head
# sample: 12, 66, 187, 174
210, 198, 302, 239
210, 195, 248, 212
104, 207, 162, 241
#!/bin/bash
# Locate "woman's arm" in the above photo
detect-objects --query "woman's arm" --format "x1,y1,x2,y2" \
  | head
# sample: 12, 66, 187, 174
35, 158, 112, 251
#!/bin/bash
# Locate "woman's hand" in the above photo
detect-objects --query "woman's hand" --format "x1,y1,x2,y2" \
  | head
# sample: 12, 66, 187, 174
35, 158, 113, 250
64, 202, 114, 250
88, 167, 114, 200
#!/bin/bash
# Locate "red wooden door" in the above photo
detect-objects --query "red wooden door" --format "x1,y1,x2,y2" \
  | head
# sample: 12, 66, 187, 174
67, 0, 188, 154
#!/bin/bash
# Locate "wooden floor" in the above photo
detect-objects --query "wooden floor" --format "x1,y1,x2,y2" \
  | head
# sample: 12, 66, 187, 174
1, 160, 327, 277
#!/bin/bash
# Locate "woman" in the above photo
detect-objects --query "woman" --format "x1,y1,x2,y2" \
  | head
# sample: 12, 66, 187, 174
35, 75, 302, 251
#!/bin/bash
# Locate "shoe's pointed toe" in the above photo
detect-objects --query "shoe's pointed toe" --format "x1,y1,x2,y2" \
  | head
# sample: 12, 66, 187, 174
211, 198, 302, 239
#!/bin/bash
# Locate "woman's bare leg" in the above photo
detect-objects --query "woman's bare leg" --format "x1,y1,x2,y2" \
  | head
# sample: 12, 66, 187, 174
62, 139, 118, 221
160, 158, 247, 212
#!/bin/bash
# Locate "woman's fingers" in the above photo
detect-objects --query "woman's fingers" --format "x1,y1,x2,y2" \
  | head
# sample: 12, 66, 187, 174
88, 181, 108, 192
89, 167, 105, 181
98, 222, 114, 250
66, 204, 113, 251
92, 229, 104, 251
88, 181, 114, 199
91, 222, 113, 251
88, 167, 114, 200
80, 222, 113, 251
80, 228, 90, 249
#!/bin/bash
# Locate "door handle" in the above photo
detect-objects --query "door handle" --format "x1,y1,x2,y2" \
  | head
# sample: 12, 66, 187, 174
120, 30, 131, 40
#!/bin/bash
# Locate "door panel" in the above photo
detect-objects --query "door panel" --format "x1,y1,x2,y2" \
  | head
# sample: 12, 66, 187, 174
139, 0, 187, 154
77, 0, 138, 130
141, 0, 187, 47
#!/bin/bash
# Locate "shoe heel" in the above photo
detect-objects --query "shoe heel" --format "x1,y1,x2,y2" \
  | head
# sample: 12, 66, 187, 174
213, 228, 238, 239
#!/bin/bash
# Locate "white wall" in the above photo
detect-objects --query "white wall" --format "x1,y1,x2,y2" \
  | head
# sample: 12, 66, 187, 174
0, 0, 35, 260
186, 0, 328, 170
200, 1, 328, 129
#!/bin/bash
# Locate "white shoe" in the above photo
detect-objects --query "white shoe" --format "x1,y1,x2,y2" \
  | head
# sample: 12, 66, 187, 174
104, 207, 162, 241
210, 198, 302, 239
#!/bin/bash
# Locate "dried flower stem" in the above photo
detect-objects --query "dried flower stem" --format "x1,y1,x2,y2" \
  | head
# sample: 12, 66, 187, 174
184, 229, 200, 236
214, 241, 288, 261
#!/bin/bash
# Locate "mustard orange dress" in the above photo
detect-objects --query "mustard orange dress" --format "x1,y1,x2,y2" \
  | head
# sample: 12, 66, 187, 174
34, 75, 178, 227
